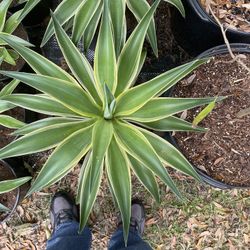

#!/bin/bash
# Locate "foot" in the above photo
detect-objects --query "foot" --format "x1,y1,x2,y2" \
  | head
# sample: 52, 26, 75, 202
130, 199, 145, 236
50, 191, 78, 232
118, 199, 146, 236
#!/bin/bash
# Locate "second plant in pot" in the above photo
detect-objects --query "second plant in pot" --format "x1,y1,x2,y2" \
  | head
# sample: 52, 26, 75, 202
41, 0, 185, 56
0, 0, 223, 243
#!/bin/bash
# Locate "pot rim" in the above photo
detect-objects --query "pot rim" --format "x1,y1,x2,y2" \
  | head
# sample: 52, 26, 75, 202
197, 43, 250, 58
168, 43, 250, 189
167, 133, 250, 189
0, 159, 21, 223
188, 0, 250, 36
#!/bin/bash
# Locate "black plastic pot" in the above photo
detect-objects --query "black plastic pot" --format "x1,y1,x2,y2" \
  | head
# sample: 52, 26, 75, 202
8, 1, 51, 51
166, 134, 250, 190
167, 43, 250, 189
0, 160, 20, 223
197, 43, 250, 58
170, 0, 250, 56
41, 33, 95, 67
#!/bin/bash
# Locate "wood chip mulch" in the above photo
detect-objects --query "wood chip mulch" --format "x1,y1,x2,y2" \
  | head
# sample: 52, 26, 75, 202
201, 0, 250, 32
0, 164, 249, 250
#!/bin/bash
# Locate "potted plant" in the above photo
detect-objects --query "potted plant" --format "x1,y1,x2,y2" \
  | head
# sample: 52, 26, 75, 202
41, 0, 184, 55
170, 0, 250, 55
41, 0, 185, 68
0, 0, 41, 83
0, 159, 31, 222
0, 0, 223, 242
169, 43, 250, 189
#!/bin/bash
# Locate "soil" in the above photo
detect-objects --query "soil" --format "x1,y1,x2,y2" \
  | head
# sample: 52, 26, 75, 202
173, 53, 250, 187
128, 0, 190, 80
0, 107, 25, 149
24, 149, 53, 173
0, 161, 18, 221
0, 15, 28, 81
148, 1, 190, 63
200, 0, 250, 32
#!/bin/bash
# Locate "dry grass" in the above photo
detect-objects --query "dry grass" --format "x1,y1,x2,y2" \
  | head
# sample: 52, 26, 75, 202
0, 165, 249, 250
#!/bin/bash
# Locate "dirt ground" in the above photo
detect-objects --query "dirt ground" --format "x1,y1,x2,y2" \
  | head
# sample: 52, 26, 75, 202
0, 165, 249, 250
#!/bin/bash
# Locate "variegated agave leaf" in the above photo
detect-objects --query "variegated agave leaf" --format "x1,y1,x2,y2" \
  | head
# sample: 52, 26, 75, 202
41, 0, 185, 57
0, 176, 31, 211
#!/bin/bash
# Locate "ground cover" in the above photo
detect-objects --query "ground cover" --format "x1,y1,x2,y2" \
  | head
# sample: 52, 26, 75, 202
0, 166, 249, 249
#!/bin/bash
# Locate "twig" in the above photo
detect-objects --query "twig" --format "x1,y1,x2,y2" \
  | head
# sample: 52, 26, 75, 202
206, 2, 250, 116
206, 3, 250, 74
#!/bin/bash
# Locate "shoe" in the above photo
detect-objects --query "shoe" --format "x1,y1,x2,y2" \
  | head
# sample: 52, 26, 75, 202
118, 199, 146, 236
50, 191, 78, 232
130, 199, 145, 236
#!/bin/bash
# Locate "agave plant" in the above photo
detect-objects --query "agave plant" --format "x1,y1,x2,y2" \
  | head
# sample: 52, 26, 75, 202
41, 0, 185, 56
0, 175, 31, 212
0, 0, 223, 242
0, 0, 40, 66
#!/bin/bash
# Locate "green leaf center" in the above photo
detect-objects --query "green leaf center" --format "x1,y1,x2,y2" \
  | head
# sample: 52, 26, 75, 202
104, 83, 116, 120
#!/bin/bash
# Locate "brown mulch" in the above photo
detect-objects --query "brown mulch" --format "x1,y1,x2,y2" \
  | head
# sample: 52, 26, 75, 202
0, 163, 117, 249
142, 0, 190, 72
0, 164, 249, 249
174, 54, 250, 187
200, 0, 250, 32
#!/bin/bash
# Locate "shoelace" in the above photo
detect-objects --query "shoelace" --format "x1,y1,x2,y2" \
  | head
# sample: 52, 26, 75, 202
56, 209, 75, 225
129, 217, 144, 234
130, 218, 138, 230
